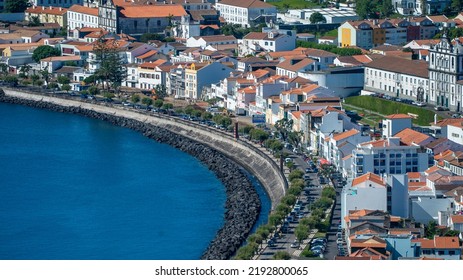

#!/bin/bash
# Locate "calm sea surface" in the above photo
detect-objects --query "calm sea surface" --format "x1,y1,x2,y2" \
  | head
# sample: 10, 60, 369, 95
0, 102, 269, 260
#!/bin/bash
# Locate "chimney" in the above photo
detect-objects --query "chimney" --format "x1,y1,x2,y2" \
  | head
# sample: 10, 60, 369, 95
42, 6, 45, 10
59, 7, 62, 11
49, 6, 52, 10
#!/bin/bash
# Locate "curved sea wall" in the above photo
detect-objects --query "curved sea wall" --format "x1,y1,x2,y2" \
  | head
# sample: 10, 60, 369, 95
0, 88, 287, 260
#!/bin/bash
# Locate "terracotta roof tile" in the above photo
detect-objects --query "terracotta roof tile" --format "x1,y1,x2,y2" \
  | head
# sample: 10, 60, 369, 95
68, 5, 98, 16
386, 113, 412, 119
136, 50, 158, 59
26, 6, 67, 16
415, 236, 460, 249
332, 128, 359, 141
120, 5, 187, 18
352, 172, 385, 187
394, 128, 433, 146
366, 56, 428, 78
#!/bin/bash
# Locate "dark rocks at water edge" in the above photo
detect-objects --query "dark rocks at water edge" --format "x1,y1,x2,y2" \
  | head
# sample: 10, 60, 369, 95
0, 93, 261, 260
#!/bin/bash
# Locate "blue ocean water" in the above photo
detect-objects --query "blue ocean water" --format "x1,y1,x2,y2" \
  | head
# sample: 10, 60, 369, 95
0, 102, 235, 260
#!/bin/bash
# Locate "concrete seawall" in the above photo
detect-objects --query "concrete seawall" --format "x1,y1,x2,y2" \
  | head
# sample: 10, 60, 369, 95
0, 88, 287, 259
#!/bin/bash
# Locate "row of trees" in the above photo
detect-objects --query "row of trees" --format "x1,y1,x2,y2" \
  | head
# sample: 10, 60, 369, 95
355, 0, 393, 19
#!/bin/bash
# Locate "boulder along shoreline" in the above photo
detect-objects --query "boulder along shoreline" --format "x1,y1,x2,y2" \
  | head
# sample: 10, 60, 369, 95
0, 92, 261, 260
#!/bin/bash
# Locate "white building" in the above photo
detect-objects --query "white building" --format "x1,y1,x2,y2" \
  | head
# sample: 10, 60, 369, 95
215, 0, 277, 28
186, 35, 237, 48
351, 137, 433, 178
382, 114, 413, 138
428, 34, 463, 111
67, 5, 99, 30
364, 56, 429, 102
239, 29, 295, 56
341, 173, 388, 228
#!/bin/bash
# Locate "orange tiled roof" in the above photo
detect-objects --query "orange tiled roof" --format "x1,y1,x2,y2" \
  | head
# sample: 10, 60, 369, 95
408, 172, 421, 179
41, 55, 81, 62
394, 128, 432, 146
415, 236, 460, 249
68, 4, 98, 16
332, 128, 359, 141
451, 215, 463, 224
350, 236, 387, 249
26, 6, 67, 15
136, 50, 158, 59
352, 172, 385, 187
386, 113, 412, 119
120, 5, 187, 18
139, 59, 168, 69
292, 111, 302, 120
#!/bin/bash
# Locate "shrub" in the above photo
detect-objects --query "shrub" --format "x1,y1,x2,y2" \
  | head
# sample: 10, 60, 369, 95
288, 170, 304, 181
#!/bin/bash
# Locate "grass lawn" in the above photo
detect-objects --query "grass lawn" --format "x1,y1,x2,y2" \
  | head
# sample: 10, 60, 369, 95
344, 96, 441, 126
269, 0, 320, 10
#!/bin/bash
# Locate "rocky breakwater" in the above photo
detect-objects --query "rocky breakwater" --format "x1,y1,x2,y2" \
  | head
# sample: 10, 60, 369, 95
0, 92, 260, 260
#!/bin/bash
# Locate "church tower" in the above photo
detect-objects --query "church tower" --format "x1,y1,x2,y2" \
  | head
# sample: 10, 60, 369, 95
428, 30, 463, 111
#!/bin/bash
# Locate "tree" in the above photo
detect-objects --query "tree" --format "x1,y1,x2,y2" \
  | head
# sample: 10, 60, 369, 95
309, 12, 326, 24
19, 64, 31, 79
355, 0, 377, 19
380, 0, 394, 17
0, 63, 8, 78
57, 75, 70, 85
288, 170, 304, 181
83, 75, 97, 85
4, 75, 18, 86
27, 15, 42, 27
201, 111, 213, 120
88, 86, 99, 96
93, 38, 127, 92
272, 251, 291, 260
131, 94, 141, 103
154, 84, 167, 99
154, 99, 164, 108
30, 74, 40, 86
61, 84, 72, 92
162, 103, 173, 110
142, 97, 153, 106
39, 69, 51, 84
4, 0, 29, 13
275, 118, 293, 142
32, 45, 61, 63
249, 128, 269, 142
295, 224, 309, 242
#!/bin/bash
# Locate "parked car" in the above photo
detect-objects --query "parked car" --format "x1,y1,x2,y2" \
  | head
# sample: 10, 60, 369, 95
290, 242, 300, 248
285, 158, 293, 164
434, 106, 449, 111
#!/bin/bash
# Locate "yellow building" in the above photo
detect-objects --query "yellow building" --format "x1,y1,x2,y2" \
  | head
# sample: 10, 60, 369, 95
25, 6, 68, 28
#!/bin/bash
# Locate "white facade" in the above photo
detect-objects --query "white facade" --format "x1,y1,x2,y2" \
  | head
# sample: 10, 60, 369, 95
351, 138, 433, 178
67, 6, 99, 30
364, 57, 429, 101
215, 0, 277, 27
186, 35, 237, 48
428, 35, 463, 111
341, 174, 388, 227
382, 115, 412, 138
447, 124, 463, 145
239, 30, 295, 56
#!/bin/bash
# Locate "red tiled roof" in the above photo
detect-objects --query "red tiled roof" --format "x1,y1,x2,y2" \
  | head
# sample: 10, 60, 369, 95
451, 215, 463, 224
120, 5, 187, 18
136, 50, 158, 59
26, 6, 67, 15
386, 113, 412, 119
366, 56, 428, 78
415, 236, 460, 249
68, 5, 98, 16
332, 128, 359, 141
394, 128, 432, 146
352, 172, 385, 187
